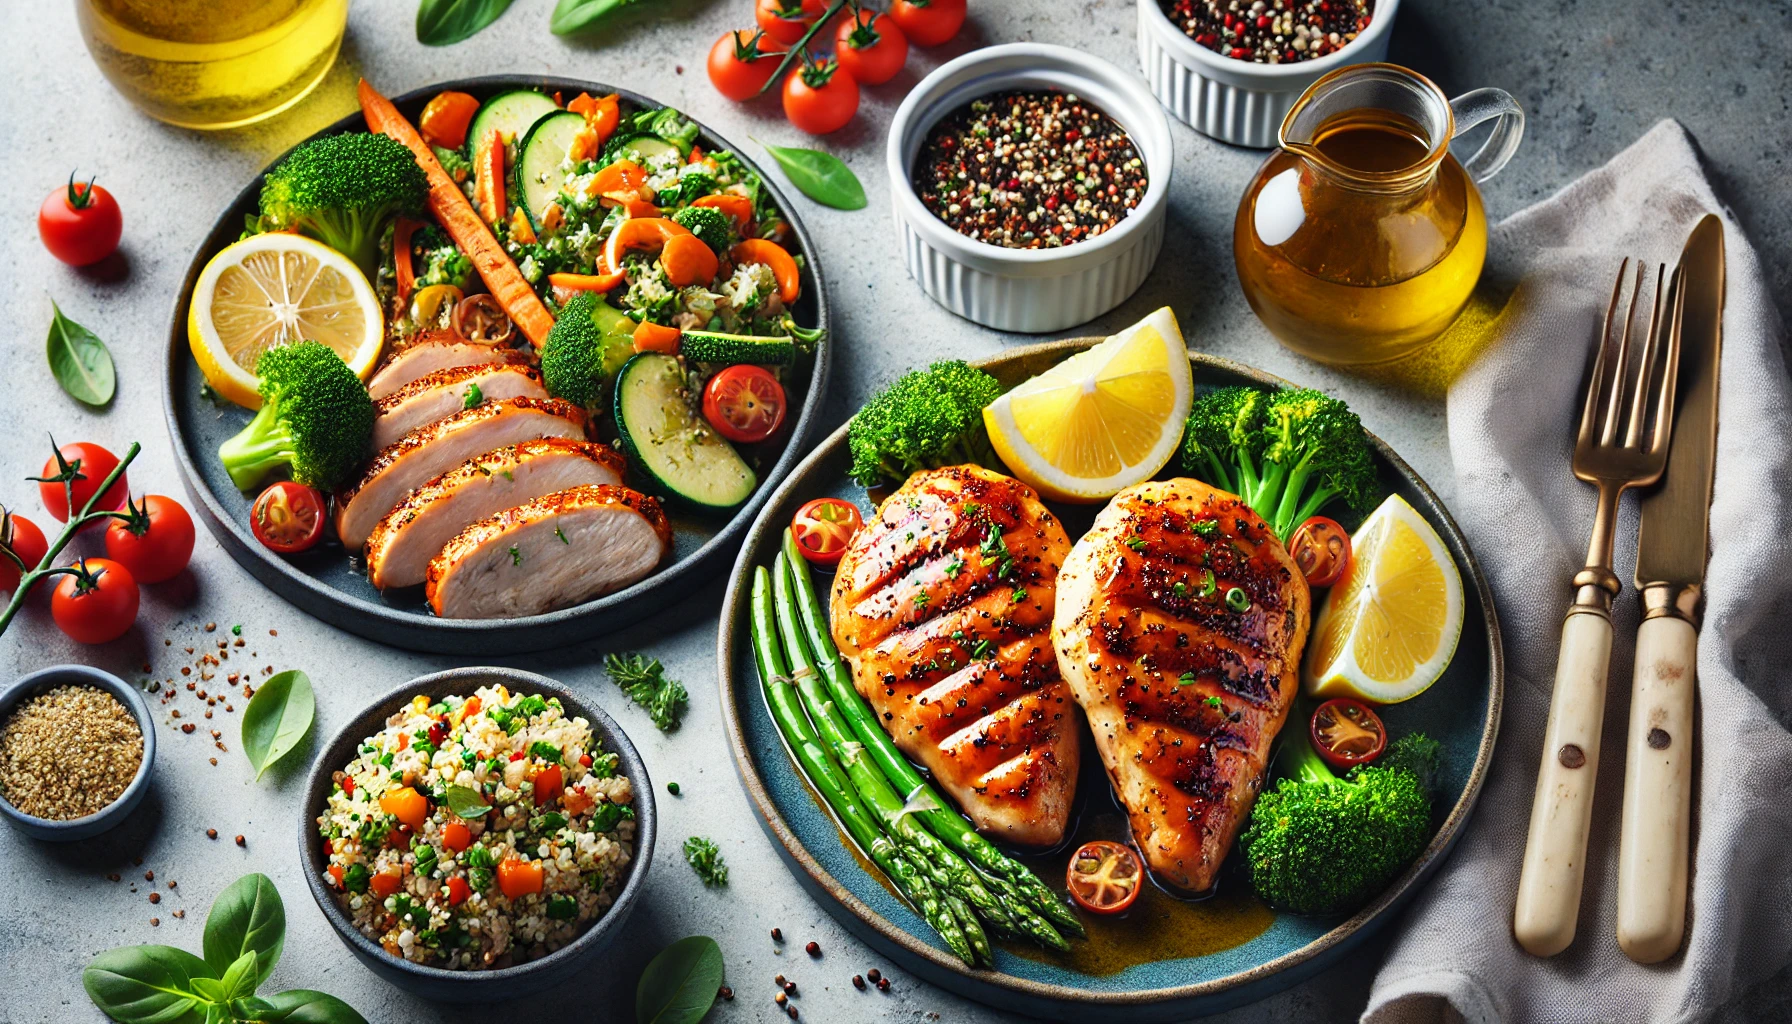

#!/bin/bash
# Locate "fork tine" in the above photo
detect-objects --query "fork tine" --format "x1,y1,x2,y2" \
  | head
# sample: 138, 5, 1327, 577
1648, 265, 1686, 456
1581, 258, 1629, 448
1601, 260, 1645, 447
1624, 264, 1667, 450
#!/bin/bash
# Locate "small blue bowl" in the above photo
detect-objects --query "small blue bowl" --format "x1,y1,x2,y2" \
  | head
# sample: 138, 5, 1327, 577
0, 664, 157, 842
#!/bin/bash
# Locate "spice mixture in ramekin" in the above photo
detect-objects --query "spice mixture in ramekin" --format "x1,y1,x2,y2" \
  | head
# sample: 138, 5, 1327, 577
0, 684, 144, 820
1161, 0, 1374, 64
910, 89, 1149, 251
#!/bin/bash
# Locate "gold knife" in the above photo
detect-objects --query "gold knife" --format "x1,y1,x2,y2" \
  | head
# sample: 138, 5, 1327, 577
1615, 213, 1724, 964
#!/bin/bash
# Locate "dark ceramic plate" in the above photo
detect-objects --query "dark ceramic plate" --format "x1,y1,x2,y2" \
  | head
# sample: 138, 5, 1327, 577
164, 76, 831, 653
716, 340, 1503, 1022
299, 666, 655, 1001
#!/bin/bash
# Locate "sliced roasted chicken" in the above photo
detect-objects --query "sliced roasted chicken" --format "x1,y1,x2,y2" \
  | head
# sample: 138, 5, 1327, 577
364, 438, 627, 590
371, 363, 547, 450
334, 397, 587, 551
1053, 479, 1310, 892
426, 485, 671, 619
830, 465, 1080, 847
367, 332, 532, 400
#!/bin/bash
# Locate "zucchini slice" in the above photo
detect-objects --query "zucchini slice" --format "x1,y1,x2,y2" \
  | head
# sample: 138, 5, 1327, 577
466, 90, 558, 155
614, 353, 757, 513
680, 330, 796, 367
516, 109, 587, 229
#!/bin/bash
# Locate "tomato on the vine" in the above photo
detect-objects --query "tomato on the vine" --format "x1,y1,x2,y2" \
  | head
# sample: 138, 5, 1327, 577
1066, 840, 1143, 915
51, 557, 139, 645
708, 28, 787, 101
1310, 698, 1388, 770
104, 495, 196, 584
0, 510, 49, 593
783, 55, 860, 135
791, 497, 864, 567
1288, 515, 1350, 588
702, 365, 788, 443
755, 0, 826, 45
890, 0, 965, 47
34, 441, 128, 524
38, 172, 122, 266
836, 9, 909, 86
251, 481, 327, 554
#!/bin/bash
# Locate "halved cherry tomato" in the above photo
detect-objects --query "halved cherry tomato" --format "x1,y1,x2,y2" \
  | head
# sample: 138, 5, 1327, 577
708, 28, 787, 101
446, 876, 472, 906
703, 365, 787, 443
36, 441, 128, 524
497, 857, 544, 898
0, 509, 49, 593
104, 494, 195, 584
1288, 515, 1350, 588
660, 232, 719, 287
251, 481, 326, 554
50, 557, 139, 645
837, 9, 909, 86
891, 0, 966, 46
783, 55, 860, 135
756, 0, 827, 44
369, 871, 403, 898
532, 764, 564, 806
1310, 698, 1388, 770
791, 498, 863, 567
1066, 840, 1142, 915
604, 217, 691, 277
453, 294, 515, 344
692, 193, 755, 235
729, 239, 801, 304
379, 785, 429, 829
39, 173, 122, 267
419, 91, 480, 150
442, 820, 471, 853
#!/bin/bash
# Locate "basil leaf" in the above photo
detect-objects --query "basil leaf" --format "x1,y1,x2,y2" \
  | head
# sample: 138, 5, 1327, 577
550, 0, 649, 36
415, 0, 515, 45
242, 670, 315, 780
204, 873, 286, 988
445, 784, 492, 819
46, 299, 115, 406
753, 139, 867, 211
635, 935, 724, 1024
245, 990, 371, 1024
82, 944, 215, 1024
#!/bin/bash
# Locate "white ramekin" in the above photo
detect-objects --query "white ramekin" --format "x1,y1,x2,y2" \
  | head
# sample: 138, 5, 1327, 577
1137, 0, 1400, 148
887, 43, 1172, 334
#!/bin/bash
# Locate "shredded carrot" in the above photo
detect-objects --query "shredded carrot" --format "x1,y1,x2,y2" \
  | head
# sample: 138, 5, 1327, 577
633, 320, 682, 353
358, 79, 554, 348
419, 91, 479, 150
731, 238, 801, 304
660, 233, 718, 287
392, 217, 419, 309
509, 208, 536, 244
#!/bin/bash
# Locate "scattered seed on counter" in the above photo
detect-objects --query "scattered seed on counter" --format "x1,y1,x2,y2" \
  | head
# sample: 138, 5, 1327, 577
149, 892, 160, 904
877, 976, 891, 992
787, 1007, 798, 1020
718, 986, 733, 1001
784, 980, 797, 995
0, 685, 144, 820
209, 758, 218, 766
269, 629, 277, 636
853, 974, 866, 990
150, 917, 160, 926
181, 724, 195, 734
771, 928, 783, 942
1161, 0, 1372, 63
167, 880, 176, 889
806, 941, 820, 957
144, 870, 154, 881
205, 622, 216, 632
234, 834, 246, 846
207, 829, 218, 839
173, 909, 185, 919
666, 781, 680, 795
867, 968, 881, 983
775, 974, 786, 986
107, 873, 121, 882
775, 992, 787, 1007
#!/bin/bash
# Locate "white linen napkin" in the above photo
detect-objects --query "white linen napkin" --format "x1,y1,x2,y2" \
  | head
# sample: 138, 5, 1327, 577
1363, 120, 1792, 1023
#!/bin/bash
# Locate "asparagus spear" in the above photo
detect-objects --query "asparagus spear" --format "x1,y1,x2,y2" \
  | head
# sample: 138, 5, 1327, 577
750, 567, 974, 966
779, 531, 1087, 939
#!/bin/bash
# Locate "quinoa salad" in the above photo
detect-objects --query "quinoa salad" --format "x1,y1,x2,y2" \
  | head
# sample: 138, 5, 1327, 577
315, 686, 634, 970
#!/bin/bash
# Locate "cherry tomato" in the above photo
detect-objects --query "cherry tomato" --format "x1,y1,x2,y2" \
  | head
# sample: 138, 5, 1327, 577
103, 495, 195, 584
446, 876, 472, 906
755, 0, 826, 44
36, 441, 128, 524
1065, 840, 1143, 915
38, 172, 122, 266
452, 294, 515, 344
783, 56, 861, 135
791, 497, 864, 567
50, 557, 139, 645
703, 365, 788, 443
0, 511, 49, 594
1310, 698, 1388, 770
836, 9, 909, 85
890, 0, 966, 46
708, 28, 788, 101
1288, 515, 1350, 588
251, 481, 326, 554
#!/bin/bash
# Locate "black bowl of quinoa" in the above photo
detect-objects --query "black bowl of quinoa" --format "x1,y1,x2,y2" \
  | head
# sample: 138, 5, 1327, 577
0, 664, 155, 842
299, 666, 655, 1002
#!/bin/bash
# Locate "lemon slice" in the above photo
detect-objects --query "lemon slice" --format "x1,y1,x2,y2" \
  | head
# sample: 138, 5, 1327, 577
983, 307, 1192, 502
1305, 494, 1464, 704
188, 233, 383, 409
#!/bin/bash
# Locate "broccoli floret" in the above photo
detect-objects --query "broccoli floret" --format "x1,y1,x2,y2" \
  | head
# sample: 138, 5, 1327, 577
645, 108, 701, 156
540, 293, 637, 411
218, 341, 375, 492
672, 205, 733, 252
1241, 730, 1441, 915
1181, 386, 1269, 498
259, 132, 429, 278
660, 171, 719, 208
848, 361, 1004, 488
431, 144, 473, 184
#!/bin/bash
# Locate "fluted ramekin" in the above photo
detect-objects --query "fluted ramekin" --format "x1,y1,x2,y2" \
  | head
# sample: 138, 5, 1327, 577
1137, 0, 1400, 148
887, 43, 1172, 334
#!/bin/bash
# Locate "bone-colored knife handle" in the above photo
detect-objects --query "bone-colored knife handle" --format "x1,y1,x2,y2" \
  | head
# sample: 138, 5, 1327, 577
1514, 609, 1613, 957
1616, 612, 1697, 963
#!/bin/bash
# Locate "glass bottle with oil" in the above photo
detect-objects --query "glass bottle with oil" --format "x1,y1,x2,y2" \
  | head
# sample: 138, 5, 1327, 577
77, 0, 349, 130
1234, 64, 1524, 367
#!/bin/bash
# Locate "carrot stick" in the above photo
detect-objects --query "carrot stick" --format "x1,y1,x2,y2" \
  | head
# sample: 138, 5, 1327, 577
358, 79, 555, 348
392, 217, 418, 310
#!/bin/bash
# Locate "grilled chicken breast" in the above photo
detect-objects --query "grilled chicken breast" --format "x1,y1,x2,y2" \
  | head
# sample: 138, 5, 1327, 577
830, 465, 1080, 847
371, 363, 547, 450
1053, 479, 1310, 892
364, 438, 627, 590
426, 485, 671, 619
367, 333, 532, 400
334, 397, 587, 551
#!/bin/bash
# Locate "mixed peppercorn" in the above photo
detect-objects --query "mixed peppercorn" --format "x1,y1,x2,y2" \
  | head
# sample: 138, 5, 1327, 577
1162, 0, 1374, 63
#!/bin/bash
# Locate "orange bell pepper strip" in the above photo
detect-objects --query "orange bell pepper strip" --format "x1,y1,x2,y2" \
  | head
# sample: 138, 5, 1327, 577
419, 90, 479, 150
731, 238, 801, 304
392, 217, 419, 309
379, 785, 429, 829
660, 233, 719, 287
476, 130, 507, 225
357, 79, 554, 348
370, 871, 402, 898
497, 858, 545, 898
548, 270, 627, 294
566, 92, 621, 149
508, 208, 536, 244
633, 320, 682, 354
442, 820, 471, 852
692, 193, 754, 235
621, 198, 660, 219
584, 159, 648, 200
604, 217, 691, 277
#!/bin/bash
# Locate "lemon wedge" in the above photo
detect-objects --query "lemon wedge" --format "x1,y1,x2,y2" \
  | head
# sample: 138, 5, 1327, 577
1305, 494, 1464, 704
188, 233, 383, 409
983, 307, 1192, 502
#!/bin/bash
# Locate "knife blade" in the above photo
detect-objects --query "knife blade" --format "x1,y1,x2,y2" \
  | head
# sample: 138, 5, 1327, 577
1615, 212, 1724, 964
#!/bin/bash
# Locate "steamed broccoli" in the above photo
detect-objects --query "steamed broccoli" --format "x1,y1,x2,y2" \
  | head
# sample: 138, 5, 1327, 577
848, 361, 1004, 488
1241, 730, 1441, 915
540, 292, 638, 411
661, 170, 719, 207
218, 341, 375, 492
671, 205, 733, 252
259, 132, 429, 278
1180, 385, 1377, 539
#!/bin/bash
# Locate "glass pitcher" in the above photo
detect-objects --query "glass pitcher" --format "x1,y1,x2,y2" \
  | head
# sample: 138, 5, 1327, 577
1233, 64, 1524, 367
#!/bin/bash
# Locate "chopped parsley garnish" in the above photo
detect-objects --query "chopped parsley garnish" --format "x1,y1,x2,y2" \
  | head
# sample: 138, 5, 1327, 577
528, 741, 563, 764
1010, 587, 1027, 604
463, 381, 484, 409
1177, 672, 1198, 687
510, 545, 523, 566
683, 836, 729, 887
980, 525, 1015, 579
1124, 535, 1148, 552
556, 525, 570, 544
1171, 581, 1189, 598
1191, 519, 1218, 538
604, 652, 689, 732
545, 893, 578, 920
1204, 695, 1224, 709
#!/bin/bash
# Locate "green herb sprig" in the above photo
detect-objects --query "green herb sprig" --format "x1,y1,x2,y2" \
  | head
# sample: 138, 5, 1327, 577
683, 836, 728, 887
604, 653, 689, 732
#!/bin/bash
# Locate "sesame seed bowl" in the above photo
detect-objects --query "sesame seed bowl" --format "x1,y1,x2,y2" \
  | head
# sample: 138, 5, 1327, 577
0, 664, 157, 843
887, 43, 1173, 334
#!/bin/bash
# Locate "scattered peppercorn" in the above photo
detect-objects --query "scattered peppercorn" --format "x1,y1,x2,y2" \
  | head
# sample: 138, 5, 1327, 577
207, 828, 218, 839
877, 976, 891, 992
806, 941, 820, 957
205, 622, 216, 632
173, 909, 185, 919
788, 1007, 798, 1020
853, 975, 866, 990
771, 927, 783, 942
144, 870, 153, 881
150, 917, 160, 926
867, 968, 881, 983
1161, 0, 1372, 64
719, 986, 733, 1001
234, 834, 246, 846
784, 980, 797, 995
667, 781, 680, 795
775, 974, 786, 986
149, 892, 160, 904
775, 992, 787, 1007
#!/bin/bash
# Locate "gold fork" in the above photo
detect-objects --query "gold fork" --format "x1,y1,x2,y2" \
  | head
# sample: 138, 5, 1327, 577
1513, 259, 1685, 957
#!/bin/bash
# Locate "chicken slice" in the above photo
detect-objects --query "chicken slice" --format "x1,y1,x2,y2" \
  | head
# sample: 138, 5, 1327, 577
1053, 478, 1310, 892
830, 465, 1080, 847
364, 438, 627, 590
426, 485, 671, 618
371, 363, 547, 450
367, 332, 532, 400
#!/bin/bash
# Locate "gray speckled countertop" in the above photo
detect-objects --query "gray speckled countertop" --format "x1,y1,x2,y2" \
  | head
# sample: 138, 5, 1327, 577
2, 0, 1787, 1021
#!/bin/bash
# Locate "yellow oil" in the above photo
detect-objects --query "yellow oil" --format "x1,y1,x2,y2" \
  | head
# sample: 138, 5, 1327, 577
77, 0, 348, 129
1234, 112, 1488, 368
